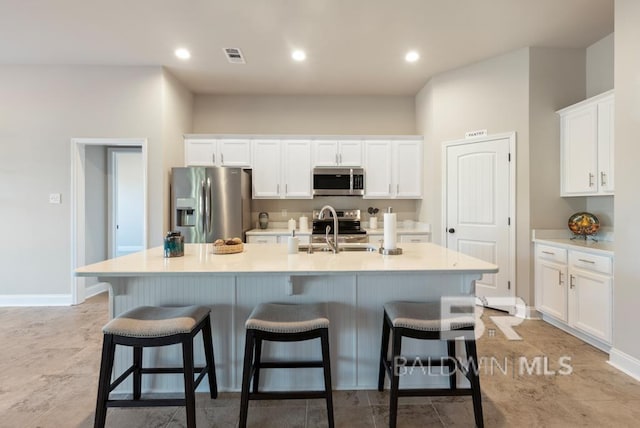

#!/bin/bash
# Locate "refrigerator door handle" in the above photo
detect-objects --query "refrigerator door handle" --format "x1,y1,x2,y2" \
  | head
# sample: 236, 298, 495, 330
200, 180, 205, 234
205, 177, 212, 235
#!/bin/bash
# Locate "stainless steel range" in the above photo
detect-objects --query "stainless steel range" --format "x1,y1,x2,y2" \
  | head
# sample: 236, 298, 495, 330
311, 208, 368, 244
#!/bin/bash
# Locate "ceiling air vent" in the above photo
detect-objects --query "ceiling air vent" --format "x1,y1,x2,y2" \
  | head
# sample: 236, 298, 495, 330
223, 47, 246, 64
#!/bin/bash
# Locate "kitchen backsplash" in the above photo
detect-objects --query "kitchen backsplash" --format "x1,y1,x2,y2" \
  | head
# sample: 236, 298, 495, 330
250, 198, 418, 229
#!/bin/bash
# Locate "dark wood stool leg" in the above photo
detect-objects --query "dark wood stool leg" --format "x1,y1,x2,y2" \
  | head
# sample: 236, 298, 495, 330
465, 338, 484, 428
133, 346, 142, 400
378, 311, 391, 391
94, 334, 116, 428
201, 315, 218, 399
389, 328, 403, 428
447, 340, 457, 389
252, 337, 263, 394
239, 330, 255, 428
320, 328, 335, 428
182, 335, 196, 428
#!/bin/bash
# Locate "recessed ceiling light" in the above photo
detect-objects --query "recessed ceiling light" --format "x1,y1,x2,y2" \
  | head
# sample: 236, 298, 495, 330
292, 50, 306, 62
405, 51, 419, 63
175, 48, 191, 60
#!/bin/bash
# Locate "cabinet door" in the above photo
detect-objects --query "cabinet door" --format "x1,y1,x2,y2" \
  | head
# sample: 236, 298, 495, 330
218, 139, 251, 167
535, 259, 568, 322
283, 140, 312, 198
560, 106, 598, 195
568, 269, 612, 343
313, 140, 338, 166
597, 96, 614, 193
185, 139, 216, 166
252, 140, 282, 198
393, 140, 422, 198
338, 140, 362, 166
363, 140, 392, 198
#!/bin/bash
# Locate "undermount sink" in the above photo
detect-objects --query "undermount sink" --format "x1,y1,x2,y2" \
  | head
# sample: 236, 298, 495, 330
299, 243, 378, 253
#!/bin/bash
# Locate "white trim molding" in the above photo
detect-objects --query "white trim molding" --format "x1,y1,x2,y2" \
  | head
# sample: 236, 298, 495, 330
609, 348, 640, 382
85, 282, 109, 299
0, 294, 73, 307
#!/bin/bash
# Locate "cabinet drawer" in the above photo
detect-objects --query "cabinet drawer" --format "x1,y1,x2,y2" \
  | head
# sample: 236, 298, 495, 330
536, 244, 567, 264
569, 251, 612, 275
247, 235, 278, 244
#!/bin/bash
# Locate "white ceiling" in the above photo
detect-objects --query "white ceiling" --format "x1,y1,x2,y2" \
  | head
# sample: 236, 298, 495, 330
0, 0, 614, 96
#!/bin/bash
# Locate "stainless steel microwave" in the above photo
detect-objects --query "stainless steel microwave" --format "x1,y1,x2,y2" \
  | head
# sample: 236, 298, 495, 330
312, 167, 365, 196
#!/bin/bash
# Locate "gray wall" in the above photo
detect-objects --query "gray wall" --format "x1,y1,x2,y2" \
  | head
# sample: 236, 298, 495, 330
415, 48, 533, 303
0, 65, 192, 298
613, 0, 640, 365
193, 94, 416, 135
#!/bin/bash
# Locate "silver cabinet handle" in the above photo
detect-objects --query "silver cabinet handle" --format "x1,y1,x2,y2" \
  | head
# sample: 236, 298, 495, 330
388, 183, 391, 193
335, 153, 339, 165
212, 153, 215, 164
588, 173, 594, 187
578, 258, 595, 264
277, 184, 280, 194
396, 184, 400, 194
285, 183, 288, 194
221, 153, 224, 164
542, 251, 555, 255
558, 271, 563, 285
570, 274, 576, 289
600, 171, 607, 186
339, 153, 343, 164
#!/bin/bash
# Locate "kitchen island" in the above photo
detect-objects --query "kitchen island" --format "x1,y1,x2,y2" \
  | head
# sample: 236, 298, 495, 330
76, 243, 497, 393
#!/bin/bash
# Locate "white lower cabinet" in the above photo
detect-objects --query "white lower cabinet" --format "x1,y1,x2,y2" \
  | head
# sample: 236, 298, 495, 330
247, 234, 310, 244
534, 242, 612, 346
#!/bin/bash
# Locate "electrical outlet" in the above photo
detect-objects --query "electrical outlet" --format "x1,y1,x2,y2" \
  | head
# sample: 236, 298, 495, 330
49, 193, 61, 204
281, 209, 287, 218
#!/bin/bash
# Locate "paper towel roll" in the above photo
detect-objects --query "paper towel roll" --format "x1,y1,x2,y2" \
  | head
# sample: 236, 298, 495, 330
287, 236, 299, 254
383, 213, 397, 250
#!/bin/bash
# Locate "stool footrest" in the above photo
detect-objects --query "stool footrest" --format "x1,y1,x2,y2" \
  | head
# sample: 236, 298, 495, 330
140, 366, 207, 374
257, 361, 324, 369
106, 398, 186, 408
249, 391, 328, 400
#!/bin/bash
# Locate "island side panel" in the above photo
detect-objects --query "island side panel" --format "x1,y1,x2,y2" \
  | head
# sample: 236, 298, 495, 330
234, 274, 357, 391
109, 275, 236, 393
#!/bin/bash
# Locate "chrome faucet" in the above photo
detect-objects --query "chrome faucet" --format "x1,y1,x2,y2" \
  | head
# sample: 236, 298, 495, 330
318, 205, 339, 253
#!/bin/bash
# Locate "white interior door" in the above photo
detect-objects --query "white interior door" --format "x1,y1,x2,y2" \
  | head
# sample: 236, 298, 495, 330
444, 134, 515, 305
109, 148, 144, 257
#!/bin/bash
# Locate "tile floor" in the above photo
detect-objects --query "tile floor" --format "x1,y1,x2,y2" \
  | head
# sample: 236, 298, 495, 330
1, 293, 640, 427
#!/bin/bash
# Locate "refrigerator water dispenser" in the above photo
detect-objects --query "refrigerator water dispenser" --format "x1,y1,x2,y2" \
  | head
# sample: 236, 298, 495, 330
176, 198, 196, 227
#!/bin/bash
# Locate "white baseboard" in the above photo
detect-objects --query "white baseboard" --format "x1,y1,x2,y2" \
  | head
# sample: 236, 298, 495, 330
0, 294, 72, 307
515, 305, 541, 320
85, 282, 109, 299
609, 348, 640, 382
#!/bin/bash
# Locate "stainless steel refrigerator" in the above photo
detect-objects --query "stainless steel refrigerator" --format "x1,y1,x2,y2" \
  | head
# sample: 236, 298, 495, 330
170, 167, 252, 243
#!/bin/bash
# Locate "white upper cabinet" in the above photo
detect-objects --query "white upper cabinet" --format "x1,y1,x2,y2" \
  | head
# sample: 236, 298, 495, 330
185, 137, 251, 167
558, 90, 614, 196
393, 140, 422, 198
313, 139, 362, 167
363, 140, 393, 198
363, 138, 423, 199
251, 139, 312, 199
251, 139, 282, 198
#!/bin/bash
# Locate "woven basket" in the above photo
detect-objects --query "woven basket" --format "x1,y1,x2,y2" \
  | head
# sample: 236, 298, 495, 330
211, 242, 244, 255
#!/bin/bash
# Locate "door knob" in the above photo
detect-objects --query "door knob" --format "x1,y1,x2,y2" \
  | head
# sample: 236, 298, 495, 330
448, 228, 455, 233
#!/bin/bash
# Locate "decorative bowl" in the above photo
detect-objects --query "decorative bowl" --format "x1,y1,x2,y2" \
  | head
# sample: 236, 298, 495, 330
568, 212, 600, 237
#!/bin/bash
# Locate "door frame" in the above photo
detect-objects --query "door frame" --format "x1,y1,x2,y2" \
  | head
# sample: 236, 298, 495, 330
441, 132, 517, 298
70, 138, 148, 305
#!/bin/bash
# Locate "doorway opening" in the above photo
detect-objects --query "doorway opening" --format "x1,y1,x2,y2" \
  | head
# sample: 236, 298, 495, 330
442, 132, 516, 310
71, 138, 148, 305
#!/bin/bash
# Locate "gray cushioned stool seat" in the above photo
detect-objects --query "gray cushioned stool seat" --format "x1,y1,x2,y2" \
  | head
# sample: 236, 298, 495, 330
384, 301, 475, 332
245, 302, 329, 333
103, 305, 211, 338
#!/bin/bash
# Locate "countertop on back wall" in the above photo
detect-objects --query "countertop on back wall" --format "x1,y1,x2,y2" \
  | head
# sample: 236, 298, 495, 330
532, 229, 614, 256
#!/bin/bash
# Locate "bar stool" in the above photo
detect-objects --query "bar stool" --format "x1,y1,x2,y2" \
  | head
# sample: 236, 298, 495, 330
377, 300, 483, 428
239, 302, 334, 428
94, 305, 217, 428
